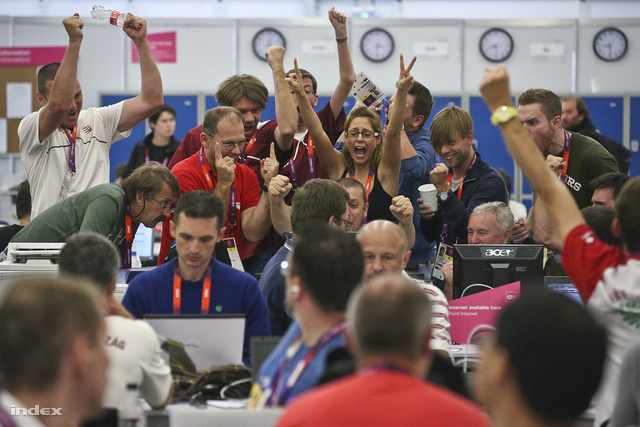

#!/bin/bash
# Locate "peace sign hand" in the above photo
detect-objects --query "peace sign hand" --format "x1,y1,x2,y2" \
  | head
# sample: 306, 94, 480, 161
397, 54, 416, 93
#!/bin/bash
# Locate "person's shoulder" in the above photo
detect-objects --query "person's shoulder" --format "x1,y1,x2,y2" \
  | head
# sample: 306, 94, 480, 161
213, 260, 258, 285
129, 263, 174, 287
171, 152, 200, 173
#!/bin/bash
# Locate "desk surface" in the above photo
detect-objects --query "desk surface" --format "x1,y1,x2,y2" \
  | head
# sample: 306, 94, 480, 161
148, 403, 283, 427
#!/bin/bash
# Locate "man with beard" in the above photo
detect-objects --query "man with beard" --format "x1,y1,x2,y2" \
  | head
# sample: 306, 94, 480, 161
11, 162, 179, 268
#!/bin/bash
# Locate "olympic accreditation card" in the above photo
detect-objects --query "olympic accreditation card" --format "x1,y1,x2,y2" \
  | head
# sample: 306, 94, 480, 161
351, 72, 385, 107
431, 242, 454, 281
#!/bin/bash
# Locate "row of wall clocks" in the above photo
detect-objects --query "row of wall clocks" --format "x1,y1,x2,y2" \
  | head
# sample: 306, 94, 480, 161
252, 26, 629, 63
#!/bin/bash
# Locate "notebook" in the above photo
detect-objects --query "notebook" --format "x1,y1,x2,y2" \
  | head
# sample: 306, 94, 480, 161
144, 314, 246, 372
545, 276, 583, 306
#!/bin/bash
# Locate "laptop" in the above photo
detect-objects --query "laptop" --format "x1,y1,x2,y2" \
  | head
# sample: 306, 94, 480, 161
144, 314, 246, 372
250, 336, 282, 380
545, 276, 583, 306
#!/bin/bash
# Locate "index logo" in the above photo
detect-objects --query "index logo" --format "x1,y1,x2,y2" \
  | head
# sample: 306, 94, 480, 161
11, 405, 62, 416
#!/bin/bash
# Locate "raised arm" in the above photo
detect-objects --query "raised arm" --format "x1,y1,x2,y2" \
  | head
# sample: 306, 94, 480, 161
118, 14, 164, 133
328, 7, 356, 119
379, 55, 416, 196
265, 46, 297, 152
38, 15, 83, 142
269, 175, 293, 235
390, 195, 416, 249
243, 143, 280, 242
479, 66, 584, 249
286, 59, 345, 180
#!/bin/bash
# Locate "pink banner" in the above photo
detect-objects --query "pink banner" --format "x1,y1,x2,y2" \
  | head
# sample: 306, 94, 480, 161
131, 31, 176, 63
0, 47, 66, 67
449, 281, 520, 344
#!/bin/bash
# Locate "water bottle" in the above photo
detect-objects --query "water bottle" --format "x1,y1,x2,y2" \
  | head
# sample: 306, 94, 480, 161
90, 5, 125, 27
118, 383, 145, 427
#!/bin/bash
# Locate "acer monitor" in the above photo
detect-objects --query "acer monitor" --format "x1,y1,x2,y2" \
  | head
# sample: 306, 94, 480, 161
452, 244, 544, 300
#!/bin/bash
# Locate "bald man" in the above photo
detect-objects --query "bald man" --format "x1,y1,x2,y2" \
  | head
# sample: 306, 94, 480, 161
356, 220, 451, 357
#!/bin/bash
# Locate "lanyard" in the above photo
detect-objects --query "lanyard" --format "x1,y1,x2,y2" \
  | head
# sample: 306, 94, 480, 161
123, 204, 133, 269
446, 153, 477, 199
144, 148, 170, 166
307, 135, 315, 180
266, 321, 346, 406
239, 134, 257, 164
199, 148, 237, 227
560, 130, 571, 183
0, 405, 16, 427
62, 125, 77, 173
288, 135, 316, 189
172, 260, 213, 315
349, 167, 375, 202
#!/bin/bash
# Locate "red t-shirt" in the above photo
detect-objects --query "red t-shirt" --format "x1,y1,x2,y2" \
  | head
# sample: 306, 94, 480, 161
158, 149, 261, 263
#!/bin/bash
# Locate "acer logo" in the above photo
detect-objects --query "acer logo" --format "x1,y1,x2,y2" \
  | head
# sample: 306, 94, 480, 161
485, 249, 513, 257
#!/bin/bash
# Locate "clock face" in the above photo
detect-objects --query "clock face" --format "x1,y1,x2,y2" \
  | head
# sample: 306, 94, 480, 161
479, 28, 514, 63
360, 28, 395, 63
593, 27, 628, 62
252, 28, 286, 62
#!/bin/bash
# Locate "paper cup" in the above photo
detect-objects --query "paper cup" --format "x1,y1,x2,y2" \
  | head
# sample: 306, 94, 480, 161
418, 183, 438, 212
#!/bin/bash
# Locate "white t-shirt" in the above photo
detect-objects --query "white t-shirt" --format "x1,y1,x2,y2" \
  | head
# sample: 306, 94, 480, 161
103, 315, 172, 410
18, 102, 130, 217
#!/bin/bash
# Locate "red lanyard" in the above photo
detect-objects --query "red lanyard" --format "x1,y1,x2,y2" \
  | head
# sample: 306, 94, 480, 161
123, 204, 133, 268
62, 125, 77, 173
446, 153, 477, 199
288, 134, 316, 189
239, 134, 257, 163
349, 167, 375, 203
266, 321, 346, 406
560, 130, 571, 183
199, 148, 236, 226
145, 148, 170, 166
172, 260, 212, 315
307, 135, 315, 179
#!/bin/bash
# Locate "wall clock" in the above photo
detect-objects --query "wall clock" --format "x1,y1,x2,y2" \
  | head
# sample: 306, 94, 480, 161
360, 28, 395, 63
593, 27, 628, 62
252, 27, 286, 62
479, 28, 514, 63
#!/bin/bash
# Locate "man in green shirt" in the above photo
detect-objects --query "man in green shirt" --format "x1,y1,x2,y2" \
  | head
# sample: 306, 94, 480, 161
11, 162, 179, 265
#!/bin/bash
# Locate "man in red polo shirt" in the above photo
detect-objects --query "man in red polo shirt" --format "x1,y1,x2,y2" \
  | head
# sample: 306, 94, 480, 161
159, 106, 279, 271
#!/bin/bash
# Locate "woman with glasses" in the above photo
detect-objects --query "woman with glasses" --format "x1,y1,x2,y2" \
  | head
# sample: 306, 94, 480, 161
287, 54, 415, 223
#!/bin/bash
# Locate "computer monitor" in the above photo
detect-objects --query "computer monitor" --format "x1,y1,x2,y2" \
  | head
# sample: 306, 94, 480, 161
134, 225, 155, 262
452, 244, 544, 300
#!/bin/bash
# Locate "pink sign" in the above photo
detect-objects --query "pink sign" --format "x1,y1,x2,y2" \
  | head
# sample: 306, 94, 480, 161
131, 31, 176, 63
0, 47, 67, 67
448, 281, 520, 344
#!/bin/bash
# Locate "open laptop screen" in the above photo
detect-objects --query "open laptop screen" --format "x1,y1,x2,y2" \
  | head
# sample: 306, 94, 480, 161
144, 314, 246, 372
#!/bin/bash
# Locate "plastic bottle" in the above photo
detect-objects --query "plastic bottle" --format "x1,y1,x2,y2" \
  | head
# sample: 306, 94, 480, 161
118, 383, 146, 427
90, 5, 125, 27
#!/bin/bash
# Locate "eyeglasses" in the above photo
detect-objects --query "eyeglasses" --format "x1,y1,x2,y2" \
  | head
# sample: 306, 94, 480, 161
150, 195, 175, 213
345, 130, 380, 139
205, 133, 248, 150
337, 216, 353, 231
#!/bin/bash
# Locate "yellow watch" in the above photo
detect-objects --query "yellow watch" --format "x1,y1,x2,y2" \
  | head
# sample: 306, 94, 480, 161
490, 106, 518, 126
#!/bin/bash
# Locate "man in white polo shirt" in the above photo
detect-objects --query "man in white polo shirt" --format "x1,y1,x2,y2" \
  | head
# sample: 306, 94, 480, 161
19, 12, 163, 217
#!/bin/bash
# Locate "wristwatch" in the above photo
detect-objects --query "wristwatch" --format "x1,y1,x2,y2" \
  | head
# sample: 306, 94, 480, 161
490, 105, 518, 126
262, 183, 269, 193
437, 189, 453, 203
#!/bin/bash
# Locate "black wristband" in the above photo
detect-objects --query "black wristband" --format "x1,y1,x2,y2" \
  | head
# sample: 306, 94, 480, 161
262, 183, 269, 193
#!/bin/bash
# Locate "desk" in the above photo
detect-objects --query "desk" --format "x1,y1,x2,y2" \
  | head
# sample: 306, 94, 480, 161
147, 403, 283, 427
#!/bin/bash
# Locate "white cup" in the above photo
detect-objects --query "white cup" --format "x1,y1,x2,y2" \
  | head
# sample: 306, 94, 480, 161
418, 183, 438, 212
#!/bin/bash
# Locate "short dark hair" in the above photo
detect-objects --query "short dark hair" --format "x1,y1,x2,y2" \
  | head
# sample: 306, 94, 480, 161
285, 68, 317, 94
562, 96, 591, 121
589, 172, 631, 200
15, 180, 31, 220
202, 106, 243, 136
59, 232, 121, 290
173, 191, 224, 232
290, 179, 348, 233
348, 273, 431, 360
614, 177, 640, 252
580, 206, 621, 247
149, 104, 176, 125
495, 291, 607, 422
121, 161, 180, 203
337, 177, 366, 203
0, 276, 104, 391
37, 62, 60, 98
216, 74, 268, 110
290, 223, 363, 313
518, 89, 562, 121
408, 81, 434, 130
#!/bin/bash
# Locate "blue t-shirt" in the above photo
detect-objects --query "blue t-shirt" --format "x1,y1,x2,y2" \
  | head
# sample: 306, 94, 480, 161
259, 241, 293, 336
255, 321, 346, 406
122, 258, 271, 365
401, 126, 437, 264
